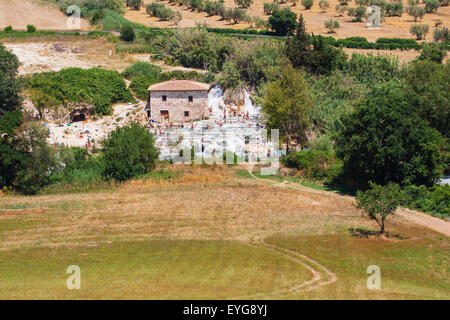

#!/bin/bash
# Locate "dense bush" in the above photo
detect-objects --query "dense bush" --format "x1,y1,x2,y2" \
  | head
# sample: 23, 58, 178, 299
345, 53, 402, 85
122, 62, 162, 80
235, 0, 254, 8
402, 184, 450, 218
433, 27, 449, 42
418, 43, 446, 63
424, 0, 440, 12
269, 9, 298, 35
282, 150, 343, 180
47, 147, 106, 193
302, 0, 314, 9
384, 1, 403, 16
204, 1, 225, 16
102, 124, 159, 181
120, 24, 135, 42
26, 25, 36, 33
27, 68, 136, 116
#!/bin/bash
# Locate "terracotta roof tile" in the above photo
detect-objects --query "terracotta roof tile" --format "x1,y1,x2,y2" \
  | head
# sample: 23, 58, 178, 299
148, 80, 210, 92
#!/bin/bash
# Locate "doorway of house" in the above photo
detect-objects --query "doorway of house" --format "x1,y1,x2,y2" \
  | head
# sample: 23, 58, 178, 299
160, 110, 169, 121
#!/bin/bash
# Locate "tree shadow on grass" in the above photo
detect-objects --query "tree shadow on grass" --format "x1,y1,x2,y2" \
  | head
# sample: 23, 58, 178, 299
348, 227, 406, 240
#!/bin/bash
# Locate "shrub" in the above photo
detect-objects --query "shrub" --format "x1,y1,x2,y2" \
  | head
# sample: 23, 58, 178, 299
26, 68, 136, 115
102, 124, 159, 181
410, 24, 429, 40
325, 18, 340, 33
433, 27, 449, 42
146, 2, 165, 16
129, 76, 158, 100
347, 6, 366, 22
281, 150, 342, 180
123, 62, 162, 80
384, 1, 403, 16
235, 0, 254, 8
263, 2, 279, 15
438, 0, 449, 5
402, 184, 450, 218
269, 9, 297, 35
4, 26, 13, 32
406, 5, 425, 21
418, 42, 446, 63
126, 0, 143, 10
301, 0, 314, 9
424, 0, 440, 12
205, 1, 225, 15
90, 9, 105, 25
231, 7, 248, 24
26, 25, 36, 33
120, 24, 135, 42
188, 0, 204, 12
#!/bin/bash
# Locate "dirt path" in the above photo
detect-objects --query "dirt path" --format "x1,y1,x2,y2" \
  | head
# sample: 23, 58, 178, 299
230, 240, 337, 299
248, 171, 450, 237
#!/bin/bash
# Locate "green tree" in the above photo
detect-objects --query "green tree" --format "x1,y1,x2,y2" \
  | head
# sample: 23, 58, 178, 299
262, 66, 312, 151
120, 24, 135, 42
404, 60, 449, 138
11, 122, 57, 195
0, 43, 22, 114
301, 0, 314, 9
285, 14, 311, 66
424, 0, 440, 12
406, 5, 425, 21
356, 182, 402, 235
235, 0, 254, 8
102, 124, 159, 181
126, 0, 143, 10
268, 9, 298, 35
0, 43, 56, 194
335, 83, 444, 187
325, 18, 340, 33
410, 24, 429, 40
286, 15, 346, 74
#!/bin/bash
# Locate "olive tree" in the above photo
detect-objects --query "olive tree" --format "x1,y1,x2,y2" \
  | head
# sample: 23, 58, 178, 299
356, 182, 402, 235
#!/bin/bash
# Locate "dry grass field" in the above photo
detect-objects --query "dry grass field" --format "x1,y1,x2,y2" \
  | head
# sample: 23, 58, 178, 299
126, 0, 450, 41
0, 165, 448, 299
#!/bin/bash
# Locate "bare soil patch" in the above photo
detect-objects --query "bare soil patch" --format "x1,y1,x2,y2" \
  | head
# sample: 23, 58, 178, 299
0, 0, 90, 30
127, 0, 449, 41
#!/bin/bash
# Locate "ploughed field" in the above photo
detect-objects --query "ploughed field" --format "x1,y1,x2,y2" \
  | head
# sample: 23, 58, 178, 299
0, 166, 448, 299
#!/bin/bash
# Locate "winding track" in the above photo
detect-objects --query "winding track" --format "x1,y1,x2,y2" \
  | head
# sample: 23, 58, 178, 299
232, 168, 450, 299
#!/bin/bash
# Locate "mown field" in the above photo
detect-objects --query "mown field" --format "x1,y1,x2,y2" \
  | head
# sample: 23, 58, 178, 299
0, 165, 448, 299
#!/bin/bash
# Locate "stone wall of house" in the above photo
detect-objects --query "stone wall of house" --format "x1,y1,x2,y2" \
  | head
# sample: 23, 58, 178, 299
149, 90, 208, 122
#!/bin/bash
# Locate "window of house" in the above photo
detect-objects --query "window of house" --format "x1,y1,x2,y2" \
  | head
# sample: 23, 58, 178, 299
184, 111, 189, 117
162, 95, 167, 102
188, 96, 193, 102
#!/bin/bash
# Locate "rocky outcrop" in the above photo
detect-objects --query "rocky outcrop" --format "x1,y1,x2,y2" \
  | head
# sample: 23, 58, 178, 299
21, 99, 94, 124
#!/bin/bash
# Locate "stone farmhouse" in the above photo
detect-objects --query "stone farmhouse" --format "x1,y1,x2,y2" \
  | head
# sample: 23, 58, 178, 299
146, 80, 211, 122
